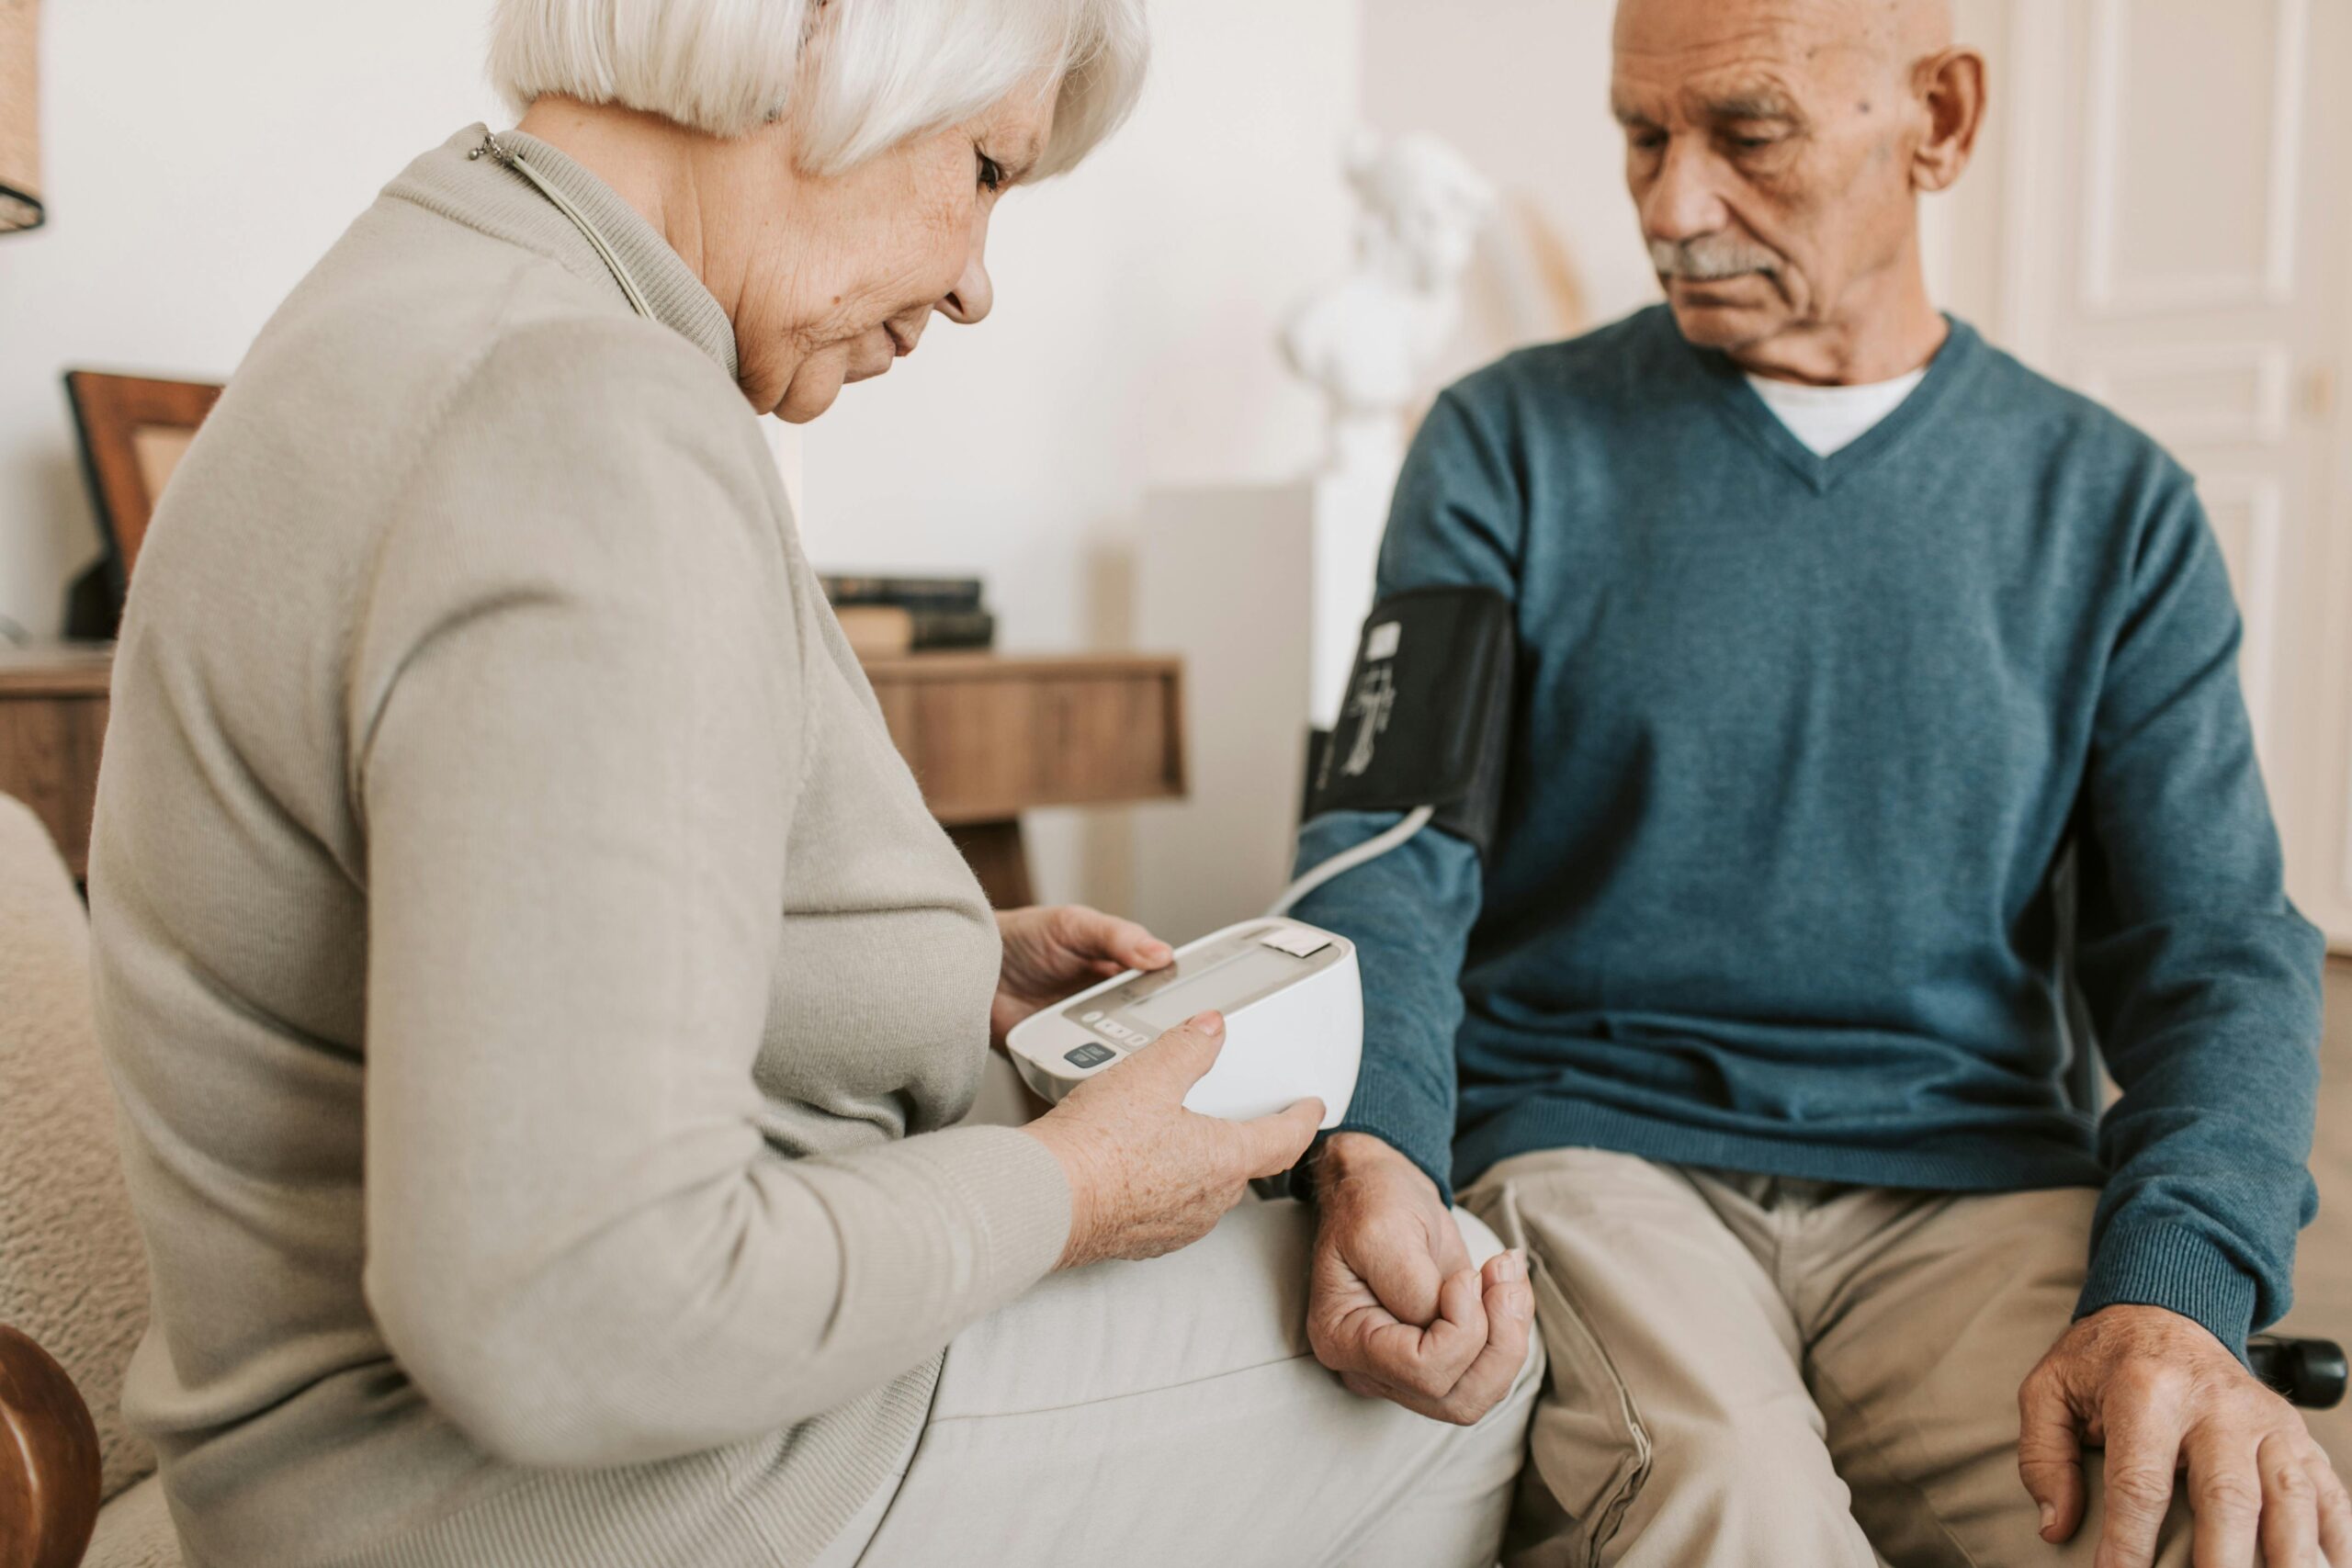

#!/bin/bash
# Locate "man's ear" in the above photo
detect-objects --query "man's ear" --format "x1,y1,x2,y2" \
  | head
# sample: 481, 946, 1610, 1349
1911, 45, 1987, 193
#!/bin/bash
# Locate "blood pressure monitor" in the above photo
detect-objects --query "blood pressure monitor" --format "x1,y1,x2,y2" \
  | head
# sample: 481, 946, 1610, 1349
1007, 589, 1515, 1133
1006, 918, 1361, 1128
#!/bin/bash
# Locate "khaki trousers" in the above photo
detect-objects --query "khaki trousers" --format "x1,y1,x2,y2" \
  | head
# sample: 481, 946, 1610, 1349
1462, 1146, 2195, 1568
823, 1198, 1544, 1568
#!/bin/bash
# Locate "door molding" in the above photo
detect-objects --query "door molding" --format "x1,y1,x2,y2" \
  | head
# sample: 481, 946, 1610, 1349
2078, 0, 2310, 315
2076, 343, 2294, 447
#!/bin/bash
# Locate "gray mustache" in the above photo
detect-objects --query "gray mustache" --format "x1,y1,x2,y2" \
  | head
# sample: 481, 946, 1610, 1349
1648, 236, 1781, 281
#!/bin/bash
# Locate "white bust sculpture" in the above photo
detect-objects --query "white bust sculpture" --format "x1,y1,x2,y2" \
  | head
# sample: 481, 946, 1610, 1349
1282, 130, 1497, 481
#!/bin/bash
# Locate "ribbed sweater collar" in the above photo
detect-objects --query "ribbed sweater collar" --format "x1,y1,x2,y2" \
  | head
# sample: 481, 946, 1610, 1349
388, 123, 741, 382
1665, 307, 1983, 495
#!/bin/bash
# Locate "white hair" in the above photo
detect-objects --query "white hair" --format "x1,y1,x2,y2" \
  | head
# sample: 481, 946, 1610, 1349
489, 0, 1148, 178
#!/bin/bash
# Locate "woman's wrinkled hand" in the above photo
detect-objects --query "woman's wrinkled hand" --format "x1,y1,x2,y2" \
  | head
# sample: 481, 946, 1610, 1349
991, 905, 1172, 1048
1022, 1012, 1324, 1269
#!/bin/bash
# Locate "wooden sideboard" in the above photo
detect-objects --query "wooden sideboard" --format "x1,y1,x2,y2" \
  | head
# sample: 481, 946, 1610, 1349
865, 651, 1186, 907
0, 643, 1184, 908
0, 645, 111, 883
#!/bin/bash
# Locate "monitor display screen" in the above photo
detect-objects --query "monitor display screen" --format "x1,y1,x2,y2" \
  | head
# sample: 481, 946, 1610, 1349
1125, 945, 1300, 1032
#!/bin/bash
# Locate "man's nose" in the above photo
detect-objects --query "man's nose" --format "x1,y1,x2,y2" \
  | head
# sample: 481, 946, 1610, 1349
1641, 138, 1730, 243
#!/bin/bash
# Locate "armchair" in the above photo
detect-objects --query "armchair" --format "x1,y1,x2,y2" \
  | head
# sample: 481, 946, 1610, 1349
0, 795, 180, 1568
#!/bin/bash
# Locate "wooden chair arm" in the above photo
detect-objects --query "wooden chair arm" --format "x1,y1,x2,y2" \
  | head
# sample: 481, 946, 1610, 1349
0, 1324, 99, 1568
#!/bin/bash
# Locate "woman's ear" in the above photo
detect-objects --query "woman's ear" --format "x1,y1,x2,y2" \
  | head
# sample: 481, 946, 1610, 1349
1910, 45, 1987, 194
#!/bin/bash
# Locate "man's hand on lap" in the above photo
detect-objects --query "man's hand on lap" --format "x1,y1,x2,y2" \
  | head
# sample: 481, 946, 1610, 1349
1306, 1132, 1532, 1426
2018, 1303, 2352, 1567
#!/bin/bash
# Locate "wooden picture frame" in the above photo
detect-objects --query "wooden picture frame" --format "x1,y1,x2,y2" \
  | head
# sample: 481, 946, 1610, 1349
62, 370, 224, 626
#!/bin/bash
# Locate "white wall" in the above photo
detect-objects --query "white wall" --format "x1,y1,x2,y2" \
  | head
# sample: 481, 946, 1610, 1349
797, 0, 1358, 625
0, 0, 505, 642
797, 0, 1362, 907
1361, 0, 1651, 354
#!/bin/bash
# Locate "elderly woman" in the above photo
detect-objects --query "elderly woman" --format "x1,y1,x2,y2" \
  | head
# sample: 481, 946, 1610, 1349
86, 2, 1538, 1564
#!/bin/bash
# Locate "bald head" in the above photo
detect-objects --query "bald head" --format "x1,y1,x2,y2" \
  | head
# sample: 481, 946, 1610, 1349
1881, 0, 1958, 68
1614, 0, 1954, 83
1609, 0, 1984, 379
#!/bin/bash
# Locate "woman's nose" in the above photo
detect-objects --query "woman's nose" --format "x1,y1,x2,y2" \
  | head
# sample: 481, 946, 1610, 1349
939, 201, 996, 326
940, 253, 993, 325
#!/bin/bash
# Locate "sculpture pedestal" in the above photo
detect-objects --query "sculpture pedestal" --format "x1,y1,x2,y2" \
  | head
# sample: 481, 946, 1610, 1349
1130, 470, 1395, 942
1306, 453, 1402, 728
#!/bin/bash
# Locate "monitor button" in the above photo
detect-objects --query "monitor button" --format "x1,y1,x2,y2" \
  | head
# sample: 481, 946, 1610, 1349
1261, 926, 1332, 959
1064, 1043, 1115, 1069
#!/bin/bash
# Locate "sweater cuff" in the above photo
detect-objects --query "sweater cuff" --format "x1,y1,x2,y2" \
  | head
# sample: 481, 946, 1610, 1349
2076, 1220, 2261, 1361
1306, 1076, 1456, 1203
919, 1123, 1074, 1294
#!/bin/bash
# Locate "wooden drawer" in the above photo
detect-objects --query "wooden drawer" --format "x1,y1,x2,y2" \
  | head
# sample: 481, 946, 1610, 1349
865, 653, 1186, 824
0, 649, 114, 880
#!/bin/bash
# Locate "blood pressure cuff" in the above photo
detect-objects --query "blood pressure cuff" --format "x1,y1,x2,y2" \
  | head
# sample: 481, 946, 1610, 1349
1304, 586, 1517, 860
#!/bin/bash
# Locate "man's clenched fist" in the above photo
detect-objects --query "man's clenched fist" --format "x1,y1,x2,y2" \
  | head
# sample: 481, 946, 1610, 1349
1306, 1132, 1533, 1425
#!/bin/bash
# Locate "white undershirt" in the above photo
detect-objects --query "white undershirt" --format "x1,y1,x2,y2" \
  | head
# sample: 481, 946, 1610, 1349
1744, 367, 1928, 457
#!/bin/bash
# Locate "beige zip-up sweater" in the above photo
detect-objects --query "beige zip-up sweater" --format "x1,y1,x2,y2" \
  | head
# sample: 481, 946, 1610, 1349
87, 125, 1070, 1568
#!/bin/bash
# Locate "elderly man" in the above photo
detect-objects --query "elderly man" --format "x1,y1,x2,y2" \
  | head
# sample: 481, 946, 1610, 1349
1290, 0, 2348, 1563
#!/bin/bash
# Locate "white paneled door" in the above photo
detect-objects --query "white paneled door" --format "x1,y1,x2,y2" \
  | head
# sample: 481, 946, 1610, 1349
1966, 0, 2352, 948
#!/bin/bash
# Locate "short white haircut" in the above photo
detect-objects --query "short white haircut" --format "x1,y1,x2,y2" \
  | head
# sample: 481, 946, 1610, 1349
489, 0, 1148, 178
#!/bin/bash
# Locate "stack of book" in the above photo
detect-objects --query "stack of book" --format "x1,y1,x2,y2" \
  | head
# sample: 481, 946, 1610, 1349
820, 573, 996, 660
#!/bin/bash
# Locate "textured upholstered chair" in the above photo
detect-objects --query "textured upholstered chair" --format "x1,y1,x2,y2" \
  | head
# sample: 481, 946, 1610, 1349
0, 795, 180, 1568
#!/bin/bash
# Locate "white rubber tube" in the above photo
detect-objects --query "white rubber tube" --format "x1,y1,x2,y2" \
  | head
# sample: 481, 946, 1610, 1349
1266, 806, 1437, 918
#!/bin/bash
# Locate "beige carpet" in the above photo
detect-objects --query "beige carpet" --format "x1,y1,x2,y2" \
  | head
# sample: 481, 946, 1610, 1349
2279, 956, 2351, 1466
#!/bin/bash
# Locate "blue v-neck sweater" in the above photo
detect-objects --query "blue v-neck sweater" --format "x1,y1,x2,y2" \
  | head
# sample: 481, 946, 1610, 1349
1290, 307, 2324, 1351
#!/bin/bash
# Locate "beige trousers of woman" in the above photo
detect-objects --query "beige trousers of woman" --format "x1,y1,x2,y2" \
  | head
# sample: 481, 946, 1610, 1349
820, 1196, 1543, 1567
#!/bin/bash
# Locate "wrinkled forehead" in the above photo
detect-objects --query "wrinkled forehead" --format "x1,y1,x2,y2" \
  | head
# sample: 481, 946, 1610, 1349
1610, 0, 1894, 124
